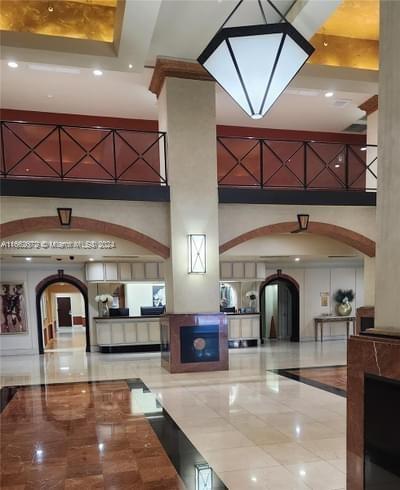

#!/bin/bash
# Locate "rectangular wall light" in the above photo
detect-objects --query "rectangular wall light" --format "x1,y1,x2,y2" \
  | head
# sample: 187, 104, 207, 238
188, 234, 206, 274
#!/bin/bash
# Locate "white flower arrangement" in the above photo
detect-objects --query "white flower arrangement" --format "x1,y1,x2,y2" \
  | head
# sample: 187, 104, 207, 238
245, 290, 258, 300
95, 294, 113, 304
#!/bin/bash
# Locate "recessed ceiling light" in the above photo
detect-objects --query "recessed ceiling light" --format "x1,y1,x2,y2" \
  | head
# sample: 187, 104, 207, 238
8, 61, 18, 69
25, 257, 32, 261
323, 41, 328, 47
335, 164, 340, 168
361, 146, 367, 151
47, 94, 53, 99
93, 69, 103, 77
294, 257, 300, 262
324, 91, 334, 98
128, 64, 133, 69
89, 258, 94, 261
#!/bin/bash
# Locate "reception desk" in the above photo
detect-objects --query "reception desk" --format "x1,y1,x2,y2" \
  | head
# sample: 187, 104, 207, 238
95, 316, 161, 353
227, 313, 260, 347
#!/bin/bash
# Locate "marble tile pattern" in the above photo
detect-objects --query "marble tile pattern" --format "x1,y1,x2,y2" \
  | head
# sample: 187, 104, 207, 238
0, 380, 185, 489
284, 366, 347, 394
0, 341, 349, 489
347, 334, 400, 490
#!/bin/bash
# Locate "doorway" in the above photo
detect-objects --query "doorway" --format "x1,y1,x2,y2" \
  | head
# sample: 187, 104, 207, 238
36, 273, 90, 354
260, 273, 300, 342
57, 297, 72, 328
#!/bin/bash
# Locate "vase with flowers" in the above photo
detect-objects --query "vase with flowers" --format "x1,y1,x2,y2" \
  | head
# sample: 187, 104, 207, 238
334, 289, 354, 316
95, 294, 113, 317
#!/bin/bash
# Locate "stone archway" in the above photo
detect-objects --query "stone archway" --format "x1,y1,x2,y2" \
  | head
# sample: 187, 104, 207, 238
0, 216, 170, 258
36, 272, 90, 355
220, 221, 375, 257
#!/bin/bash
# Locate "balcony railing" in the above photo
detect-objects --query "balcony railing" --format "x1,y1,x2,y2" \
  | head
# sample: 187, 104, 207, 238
0, 121, 378, 193
0, 121, 167, 185
217, 136, 377, 191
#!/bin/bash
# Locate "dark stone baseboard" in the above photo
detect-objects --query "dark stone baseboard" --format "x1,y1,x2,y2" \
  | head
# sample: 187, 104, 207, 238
228, 339, 258, 348
99, 344, 160, 354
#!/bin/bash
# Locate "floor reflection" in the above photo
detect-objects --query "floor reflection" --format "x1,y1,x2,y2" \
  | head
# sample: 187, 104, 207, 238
0, 379, 226, 489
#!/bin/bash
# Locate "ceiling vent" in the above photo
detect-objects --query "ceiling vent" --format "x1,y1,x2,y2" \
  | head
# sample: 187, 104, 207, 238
333, 98, 351, 108
343, 123, 367, 133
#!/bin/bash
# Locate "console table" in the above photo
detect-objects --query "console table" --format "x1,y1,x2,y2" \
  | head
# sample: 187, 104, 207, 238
314, 315, 356, 342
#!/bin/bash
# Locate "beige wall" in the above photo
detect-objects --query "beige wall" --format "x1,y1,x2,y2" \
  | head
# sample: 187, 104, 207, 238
1, 198, 376, 253
0, 263, 90, 355
0, 196, 170, 247
219, 203, 376, 245
221, 233, 361, 258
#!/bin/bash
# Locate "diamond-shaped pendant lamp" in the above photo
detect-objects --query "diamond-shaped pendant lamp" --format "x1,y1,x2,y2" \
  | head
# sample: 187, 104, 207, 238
198, 0, 314, 119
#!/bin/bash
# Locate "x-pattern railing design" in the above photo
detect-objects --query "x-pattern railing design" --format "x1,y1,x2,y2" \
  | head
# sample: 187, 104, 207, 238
0, 121, 167, 185
217, 136, 378, 191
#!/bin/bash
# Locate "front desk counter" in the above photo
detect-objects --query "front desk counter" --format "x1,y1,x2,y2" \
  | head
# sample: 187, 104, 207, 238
94, 316, 161, 353
95, 312, 261, 353
226, 313, 260, 348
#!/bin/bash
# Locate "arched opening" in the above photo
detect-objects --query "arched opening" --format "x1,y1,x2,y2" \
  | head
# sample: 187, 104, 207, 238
36, 273, 90, 355
260, 273, 300, 342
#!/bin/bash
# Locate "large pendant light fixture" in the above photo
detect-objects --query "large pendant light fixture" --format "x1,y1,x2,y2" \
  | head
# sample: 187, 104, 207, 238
198, 0, 314, 119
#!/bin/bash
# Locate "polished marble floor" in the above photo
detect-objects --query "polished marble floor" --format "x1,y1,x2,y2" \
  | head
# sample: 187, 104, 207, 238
45, 326, 86, 353
1, 380, 185, 489
276, 366, 347, 396
0, 341, 348, 489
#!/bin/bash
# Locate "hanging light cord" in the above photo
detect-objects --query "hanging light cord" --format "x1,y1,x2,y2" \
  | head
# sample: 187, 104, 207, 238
218, 0, 290, 32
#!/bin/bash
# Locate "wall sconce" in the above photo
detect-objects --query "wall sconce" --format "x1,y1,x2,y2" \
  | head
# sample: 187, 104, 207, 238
291, 214, 309, 234
57, 208, 72, 227
195, 463, 213, 490
298, 214, 309, 230
188, 234, 206, 274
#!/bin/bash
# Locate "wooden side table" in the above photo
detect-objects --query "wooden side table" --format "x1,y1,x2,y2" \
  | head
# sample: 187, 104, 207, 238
314, 316, 356, 342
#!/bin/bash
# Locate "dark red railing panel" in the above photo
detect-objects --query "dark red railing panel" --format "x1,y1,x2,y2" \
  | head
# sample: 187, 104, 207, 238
217, 136, 377, 191
0, 121, 167, 185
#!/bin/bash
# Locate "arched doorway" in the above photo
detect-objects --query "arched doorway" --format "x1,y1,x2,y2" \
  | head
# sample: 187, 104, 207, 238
36, 272, 90, 354
260, 273, 300, 342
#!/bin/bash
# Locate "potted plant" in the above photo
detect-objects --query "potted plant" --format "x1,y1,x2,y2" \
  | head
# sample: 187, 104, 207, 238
95, 294, 113, 317
334, 289, 354, 316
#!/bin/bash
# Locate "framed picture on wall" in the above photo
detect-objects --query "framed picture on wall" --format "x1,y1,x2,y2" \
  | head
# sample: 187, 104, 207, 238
320, 292, 329, 308
0, 283, 28, 334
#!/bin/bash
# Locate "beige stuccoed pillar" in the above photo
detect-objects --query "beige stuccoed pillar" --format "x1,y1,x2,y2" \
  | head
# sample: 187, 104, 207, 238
363, 256, 375, 306
158, 77, 220, 313
149, 59, 228, 373
375, 0, 400, 330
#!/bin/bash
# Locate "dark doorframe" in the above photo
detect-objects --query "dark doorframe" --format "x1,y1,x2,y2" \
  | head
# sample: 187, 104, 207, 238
259, 272, 300, 342
36, 272, 90, 354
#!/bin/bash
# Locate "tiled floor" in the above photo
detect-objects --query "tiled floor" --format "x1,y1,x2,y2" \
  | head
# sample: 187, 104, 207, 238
0, 341, 348, 489
276, 365, 347, 396
1, 380, 185, 489
45, 326, 86, 352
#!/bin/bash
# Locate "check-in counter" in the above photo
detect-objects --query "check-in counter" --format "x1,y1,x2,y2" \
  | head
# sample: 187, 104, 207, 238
95, 316, 161, 353
227, 313, 260, 347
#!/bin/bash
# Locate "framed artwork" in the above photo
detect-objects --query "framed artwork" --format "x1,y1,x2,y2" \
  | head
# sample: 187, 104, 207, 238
152, 285, 166, 307
320, 292, 329, 308
1, 283, 28, 334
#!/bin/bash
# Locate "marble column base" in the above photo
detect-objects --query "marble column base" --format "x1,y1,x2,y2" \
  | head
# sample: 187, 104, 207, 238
347, 333, 400, 490
160, 313, 228, 373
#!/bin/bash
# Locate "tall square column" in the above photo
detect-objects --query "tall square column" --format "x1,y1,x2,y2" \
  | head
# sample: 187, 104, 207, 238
150, 59, 228, 373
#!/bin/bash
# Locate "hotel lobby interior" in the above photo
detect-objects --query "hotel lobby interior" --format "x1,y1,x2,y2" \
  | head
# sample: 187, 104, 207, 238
0, 0, 399, 489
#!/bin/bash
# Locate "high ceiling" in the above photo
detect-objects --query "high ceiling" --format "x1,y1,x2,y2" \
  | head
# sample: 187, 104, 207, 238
0, 60, 373, 132
0, 0, 379, 132
0, 0, 118, 42
318, 0, 379, 40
